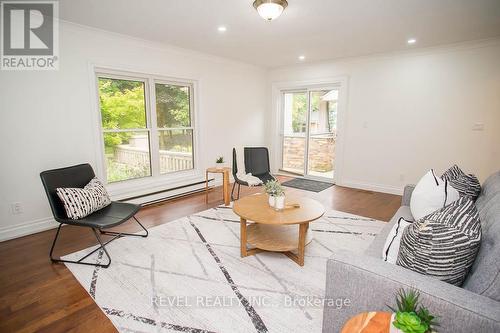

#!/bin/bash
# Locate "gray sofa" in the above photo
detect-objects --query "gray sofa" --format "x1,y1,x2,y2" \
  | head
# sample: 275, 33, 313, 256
322, 171, 500, 332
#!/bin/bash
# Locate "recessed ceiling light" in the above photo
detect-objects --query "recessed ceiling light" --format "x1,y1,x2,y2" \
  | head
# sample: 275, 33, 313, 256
218, 26, 227, 32
407, 38, 417, 45
298, 55, 305, 61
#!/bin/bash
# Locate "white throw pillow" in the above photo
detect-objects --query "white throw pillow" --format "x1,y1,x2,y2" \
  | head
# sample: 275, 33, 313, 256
410, 169, 459, 221
56, 177, 111, 219
382, 217, 412, 264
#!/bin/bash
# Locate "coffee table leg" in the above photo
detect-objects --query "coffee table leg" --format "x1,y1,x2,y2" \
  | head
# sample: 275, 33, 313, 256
297, 223, 308, 266
240, 218, 247, 257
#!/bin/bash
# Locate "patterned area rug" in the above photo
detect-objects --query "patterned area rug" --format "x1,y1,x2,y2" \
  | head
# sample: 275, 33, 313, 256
63, 204, 385, 333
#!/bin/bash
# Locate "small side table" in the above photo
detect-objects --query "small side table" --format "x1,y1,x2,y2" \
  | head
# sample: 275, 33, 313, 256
205, 167, 231, 206
341, 312, 392, 333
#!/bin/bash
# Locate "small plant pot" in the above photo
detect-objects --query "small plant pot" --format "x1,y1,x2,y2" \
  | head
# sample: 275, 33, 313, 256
268, 195, 276, 208
274, 195, 285, 211
390, 313, 433, 333
389, 313, 403, 333
215, 162, 224, 169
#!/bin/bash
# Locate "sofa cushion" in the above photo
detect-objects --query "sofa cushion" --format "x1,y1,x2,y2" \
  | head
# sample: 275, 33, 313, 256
475, 171, 500, 213
442, 164, 482, 200
410, 169, 459, 221
397, 197, 482, 286
365, 206, 414, 258
463, 190, 500, 301
382, 217, 412, 263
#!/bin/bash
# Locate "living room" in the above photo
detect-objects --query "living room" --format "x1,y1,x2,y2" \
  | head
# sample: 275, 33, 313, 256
0, 1, 499, 332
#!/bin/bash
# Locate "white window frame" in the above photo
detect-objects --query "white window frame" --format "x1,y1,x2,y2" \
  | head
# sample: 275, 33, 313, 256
91, 67, 201, 196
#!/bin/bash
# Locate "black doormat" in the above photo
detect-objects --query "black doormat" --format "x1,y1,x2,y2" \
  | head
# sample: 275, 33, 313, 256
281, 178, 334, 192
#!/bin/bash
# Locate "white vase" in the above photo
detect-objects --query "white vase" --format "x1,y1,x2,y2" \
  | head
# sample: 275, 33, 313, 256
215, 163, 224, 169
268, 195, 275, 208
274, 195, 285, 211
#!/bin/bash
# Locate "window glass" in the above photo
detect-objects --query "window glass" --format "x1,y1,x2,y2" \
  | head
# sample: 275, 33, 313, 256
156, 84, 191, 128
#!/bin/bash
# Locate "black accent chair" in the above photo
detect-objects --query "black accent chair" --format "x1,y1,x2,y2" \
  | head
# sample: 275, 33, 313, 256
231, 148, 248, 201
231, 147, 276, 200
40, 164, 148, 268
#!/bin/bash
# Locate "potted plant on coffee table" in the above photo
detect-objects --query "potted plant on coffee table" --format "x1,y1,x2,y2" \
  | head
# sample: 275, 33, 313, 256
264, 180, 285, 210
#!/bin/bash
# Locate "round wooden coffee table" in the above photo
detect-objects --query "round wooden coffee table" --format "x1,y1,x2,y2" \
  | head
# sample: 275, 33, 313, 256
233, 193, 325, 266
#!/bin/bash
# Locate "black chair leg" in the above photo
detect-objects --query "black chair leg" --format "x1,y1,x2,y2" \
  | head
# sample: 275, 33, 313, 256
231, 183, 242, 201
231, 182, 236, 201
49, 224, 112, 268
99, 216, 149, 238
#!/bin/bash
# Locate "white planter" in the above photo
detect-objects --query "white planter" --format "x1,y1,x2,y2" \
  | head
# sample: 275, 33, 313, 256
274, 195, 285, 211
388, 312, 435, 333
215, 163, 224, 169
389, 313, 402, 333
268, 195, 276, 208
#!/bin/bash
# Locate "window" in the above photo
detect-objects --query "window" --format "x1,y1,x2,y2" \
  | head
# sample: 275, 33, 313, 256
155, 83, 194, 174
97, 73, 195, 183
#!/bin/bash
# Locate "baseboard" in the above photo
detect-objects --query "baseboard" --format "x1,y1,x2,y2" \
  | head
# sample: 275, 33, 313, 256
0, 217, 58, 242
338, 180, 403, 195
126, 178, 224, 204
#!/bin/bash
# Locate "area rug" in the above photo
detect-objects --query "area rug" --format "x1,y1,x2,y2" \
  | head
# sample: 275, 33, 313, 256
281, 178, 334, 192
63, 205, 385, 333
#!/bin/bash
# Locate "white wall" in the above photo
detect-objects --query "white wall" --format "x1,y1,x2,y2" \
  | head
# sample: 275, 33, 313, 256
268, 40, 500, 194
0, 22, 267, 241
1, 22, 499, 242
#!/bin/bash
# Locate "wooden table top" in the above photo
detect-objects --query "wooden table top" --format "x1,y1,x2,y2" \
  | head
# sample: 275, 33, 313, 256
206, 167, 231, 173
233, 193, 325, 225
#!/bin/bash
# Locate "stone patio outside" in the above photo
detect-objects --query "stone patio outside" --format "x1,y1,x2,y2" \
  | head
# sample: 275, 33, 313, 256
282, 133, 335, 178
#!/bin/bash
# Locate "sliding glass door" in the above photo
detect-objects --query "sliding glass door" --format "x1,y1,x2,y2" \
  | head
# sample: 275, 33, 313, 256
282, 91, 307, 175
307, 89, 337, 179
281, 88, 338, 181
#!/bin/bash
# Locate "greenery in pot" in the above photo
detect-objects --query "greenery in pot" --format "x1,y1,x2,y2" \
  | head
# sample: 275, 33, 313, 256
215, 156, 224, 164
388, 288, 438, 333
263, 180, 285, 197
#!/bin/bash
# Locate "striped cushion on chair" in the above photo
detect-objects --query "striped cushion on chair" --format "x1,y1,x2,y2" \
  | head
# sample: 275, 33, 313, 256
56, 177, 111, 219
396, 197, 482, 286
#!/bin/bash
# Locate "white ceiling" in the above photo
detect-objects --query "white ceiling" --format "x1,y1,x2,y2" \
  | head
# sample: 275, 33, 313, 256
59, 0, 500, 68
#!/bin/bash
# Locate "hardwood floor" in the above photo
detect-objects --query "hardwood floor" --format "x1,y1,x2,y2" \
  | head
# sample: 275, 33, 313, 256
0, 177, 401, 333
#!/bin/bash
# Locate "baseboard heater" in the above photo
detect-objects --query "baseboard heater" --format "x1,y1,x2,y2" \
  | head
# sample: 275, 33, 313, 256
119, 178, 216, 206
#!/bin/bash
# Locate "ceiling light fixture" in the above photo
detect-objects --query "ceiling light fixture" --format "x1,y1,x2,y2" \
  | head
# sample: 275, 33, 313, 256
253, 0, 288, 21
298, 55, 305, 61
407, 38, 417, 44
218, 26, 227, 32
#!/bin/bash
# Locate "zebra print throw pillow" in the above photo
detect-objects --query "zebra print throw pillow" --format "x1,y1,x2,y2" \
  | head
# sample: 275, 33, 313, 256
397, 197, 481, 286
56, 178, 111, 219
441, 165, 481, 200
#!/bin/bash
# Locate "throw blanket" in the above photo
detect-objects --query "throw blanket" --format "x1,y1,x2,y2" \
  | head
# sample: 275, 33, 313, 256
238, 173, 263, 186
